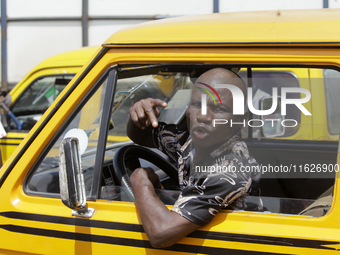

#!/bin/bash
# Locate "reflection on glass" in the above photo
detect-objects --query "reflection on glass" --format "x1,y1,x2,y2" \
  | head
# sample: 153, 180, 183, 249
11, 75, 74, 130
261, 97, 285, 137
26, 75, 109, 197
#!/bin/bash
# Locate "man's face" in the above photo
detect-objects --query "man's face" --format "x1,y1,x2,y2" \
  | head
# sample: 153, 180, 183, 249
187, 80, 243, 151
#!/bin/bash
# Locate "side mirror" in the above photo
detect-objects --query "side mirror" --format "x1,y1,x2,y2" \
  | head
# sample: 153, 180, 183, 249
261, 97, 285, 137
59, 137, 94, 218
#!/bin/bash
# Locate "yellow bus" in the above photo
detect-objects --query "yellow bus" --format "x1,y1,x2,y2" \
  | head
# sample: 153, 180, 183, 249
0, 46, 99, 163
1, 9, 340, 254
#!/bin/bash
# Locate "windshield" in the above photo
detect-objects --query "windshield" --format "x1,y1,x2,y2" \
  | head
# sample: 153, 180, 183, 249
10, 75, 74, 131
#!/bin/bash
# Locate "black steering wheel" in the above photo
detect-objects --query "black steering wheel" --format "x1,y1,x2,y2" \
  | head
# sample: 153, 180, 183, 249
113, 144, 179, 201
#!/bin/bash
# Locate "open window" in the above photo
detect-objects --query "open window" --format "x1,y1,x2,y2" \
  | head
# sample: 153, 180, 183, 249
24, 64, 339, 219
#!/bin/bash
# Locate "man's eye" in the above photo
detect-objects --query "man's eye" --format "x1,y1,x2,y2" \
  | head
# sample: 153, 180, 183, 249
191, 102, 201, 107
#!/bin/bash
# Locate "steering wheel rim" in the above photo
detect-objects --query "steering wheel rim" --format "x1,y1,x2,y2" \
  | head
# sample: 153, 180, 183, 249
113, 144, 179, 201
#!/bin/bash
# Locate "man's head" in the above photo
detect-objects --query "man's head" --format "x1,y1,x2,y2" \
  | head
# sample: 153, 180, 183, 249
187, 67, 248, 153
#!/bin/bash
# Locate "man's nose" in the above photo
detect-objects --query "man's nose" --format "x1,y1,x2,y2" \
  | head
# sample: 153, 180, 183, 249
196, 109, 212, 123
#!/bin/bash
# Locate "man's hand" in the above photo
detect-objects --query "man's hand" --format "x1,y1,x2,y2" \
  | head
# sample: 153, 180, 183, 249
128, 98, 167, 130
130, 167, 162, 190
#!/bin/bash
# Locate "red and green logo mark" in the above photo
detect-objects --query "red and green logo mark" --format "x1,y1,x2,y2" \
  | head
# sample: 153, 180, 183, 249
197, 82, 222, 107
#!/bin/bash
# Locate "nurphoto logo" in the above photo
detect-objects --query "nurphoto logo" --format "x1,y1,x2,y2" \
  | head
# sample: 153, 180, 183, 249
198, 83, 312, 128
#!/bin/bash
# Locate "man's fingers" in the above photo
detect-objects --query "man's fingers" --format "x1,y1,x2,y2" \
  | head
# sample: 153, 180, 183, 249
144, 167, 161, 189
145, 108, 160, 128
129, 98, 167, 129
136, 102, 146, 119
129, 109, 144, 129
150, 99, 168, 109
154, 108, 161, 118
141, 99, 166, 128
146, 99, 167, 127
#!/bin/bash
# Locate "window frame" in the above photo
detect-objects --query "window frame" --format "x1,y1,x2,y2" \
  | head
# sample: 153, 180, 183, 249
323, 68, 340, 135
23, 66, 117, 199
21, 63, 340, 219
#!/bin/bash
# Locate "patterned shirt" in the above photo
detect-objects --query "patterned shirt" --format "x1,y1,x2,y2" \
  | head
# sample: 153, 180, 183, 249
153, 122, 260, 226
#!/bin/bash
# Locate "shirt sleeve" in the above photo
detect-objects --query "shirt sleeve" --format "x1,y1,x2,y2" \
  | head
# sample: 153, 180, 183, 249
171, 168, 253, 226
152, 122, 189, 163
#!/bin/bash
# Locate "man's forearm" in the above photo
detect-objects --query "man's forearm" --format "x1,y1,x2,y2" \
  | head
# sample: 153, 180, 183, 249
131, 170, 177, 247
130, 168, 200, 248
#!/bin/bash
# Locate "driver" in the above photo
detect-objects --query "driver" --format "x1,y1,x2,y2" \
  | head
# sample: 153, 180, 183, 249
127, 68, 260, 248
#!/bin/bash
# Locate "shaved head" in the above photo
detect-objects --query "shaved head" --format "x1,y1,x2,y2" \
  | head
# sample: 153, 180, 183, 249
196, 67, 247, 97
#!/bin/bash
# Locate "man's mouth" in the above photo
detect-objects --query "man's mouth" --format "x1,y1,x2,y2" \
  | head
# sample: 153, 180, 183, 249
192, 126, 210, 139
